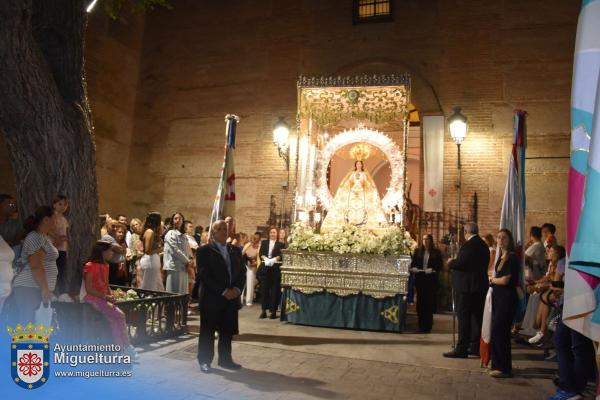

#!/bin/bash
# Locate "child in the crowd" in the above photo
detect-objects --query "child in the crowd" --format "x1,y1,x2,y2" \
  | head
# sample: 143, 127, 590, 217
82, 241, 136, 358
50, 195, 69, 295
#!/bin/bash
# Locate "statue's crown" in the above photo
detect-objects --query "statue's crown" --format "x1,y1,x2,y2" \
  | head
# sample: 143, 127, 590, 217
349, 143, 371, 161
7, 323, 53, 343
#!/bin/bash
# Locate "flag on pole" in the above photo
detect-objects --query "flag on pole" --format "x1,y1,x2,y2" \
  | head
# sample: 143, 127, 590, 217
480, 111, 527, 367
499, 111, 527, 261
208, 115, 239, 235
563, 0, 600, 346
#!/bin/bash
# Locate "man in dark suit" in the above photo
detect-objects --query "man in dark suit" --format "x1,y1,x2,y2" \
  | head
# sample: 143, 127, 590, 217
444, 222, 490, 358
196, 220, 246, 373
257, 226, 284, 319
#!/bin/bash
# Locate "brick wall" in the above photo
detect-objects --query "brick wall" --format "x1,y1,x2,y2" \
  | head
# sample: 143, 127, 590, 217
0, 0, 578, 241
123, 0, 576, 239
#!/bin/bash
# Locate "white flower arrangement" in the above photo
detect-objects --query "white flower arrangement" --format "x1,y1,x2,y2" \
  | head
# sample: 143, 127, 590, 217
288, 223, 417, 256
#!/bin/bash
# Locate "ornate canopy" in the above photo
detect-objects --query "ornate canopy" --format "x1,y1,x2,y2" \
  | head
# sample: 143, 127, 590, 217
298, 74, 411, 126
293, 74, 411, 227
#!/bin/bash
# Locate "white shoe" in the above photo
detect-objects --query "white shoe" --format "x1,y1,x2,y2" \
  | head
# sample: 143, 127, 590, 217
246, 302, 253, 306
528, 331, 544, 344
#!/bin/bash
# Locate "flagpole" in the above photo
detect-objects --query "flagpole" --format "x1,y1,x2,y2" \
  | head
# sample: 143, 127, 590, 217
208, 114, 239, 238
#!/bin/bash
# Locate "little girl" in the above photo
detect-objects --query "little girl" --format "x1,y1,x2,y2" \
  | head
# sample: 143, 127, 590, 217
83, 241, 135, 356
50, 195, 69, 295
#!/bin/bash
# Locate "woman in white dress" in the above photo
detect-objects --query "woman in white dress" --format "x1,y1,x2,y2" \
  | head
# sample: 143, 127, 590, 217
0, 234, 14, 313
242, 232, 261, 306
140, 212, 164, 291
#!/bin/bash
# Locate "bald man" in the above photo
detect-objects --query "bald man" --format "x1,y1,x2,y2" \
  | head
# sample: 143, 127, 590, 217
196, 220, 246, 372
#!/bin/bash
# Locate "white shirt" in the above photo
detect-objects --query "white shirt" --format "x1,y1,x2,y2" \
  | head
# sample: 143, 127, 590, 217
525, 241, 546, 280
268, 240, 276, 257
215, 242, 232, 287
53, 214, 69, 252
0, 236, 15, 297
125, 230, 133, 250
423, 250, 430, 268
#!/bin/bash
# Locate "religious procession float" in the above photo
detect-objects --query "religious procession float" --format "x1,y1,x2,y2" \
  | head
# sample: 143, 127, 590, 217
279, 75, 417, 332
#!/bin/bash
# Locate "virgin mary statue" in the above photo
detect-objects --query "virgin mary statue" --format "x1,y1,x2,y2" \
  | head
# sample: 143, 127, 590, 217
321, 158, 387, 232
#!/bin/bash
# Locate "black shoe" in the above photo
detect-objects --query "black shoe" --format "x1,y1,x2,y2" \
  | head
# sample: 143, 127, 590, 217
468, 350, 480, 357
218, 360, 242, 370
199, 363, 211, 373
443, 350, 468, 359
259, 311, 267, 319
269, 313, 277, 319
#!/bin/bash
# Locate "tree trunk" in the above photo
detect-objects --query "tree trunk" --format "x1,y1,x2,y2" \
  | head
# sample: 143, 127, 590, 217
0, 0, 98, 292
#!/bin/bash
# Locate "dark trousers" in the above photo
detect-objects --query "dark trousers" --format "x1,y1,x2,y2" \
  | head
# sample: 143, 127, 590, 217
415, 277, 436, 332
197, 323, 233, 365
407, 273, 415, 304
554, 319, 596, 393
491, 287, 518, 373
55, 251, 67, 295
455, 291, 486, 354
258, 264, 281, 314
197, 303, 238, 364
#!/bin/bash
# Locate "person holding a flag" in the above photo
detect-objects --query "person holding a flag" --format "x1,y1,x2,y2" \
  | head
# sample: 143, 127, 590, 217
488, 229, 520, 378
196, 220, 246, 373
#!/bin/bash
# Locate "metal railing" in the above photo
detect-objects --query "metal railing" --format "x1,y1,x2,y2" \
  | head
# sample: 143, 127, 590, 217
111, 286, 188, 345
52, 286, 188, 345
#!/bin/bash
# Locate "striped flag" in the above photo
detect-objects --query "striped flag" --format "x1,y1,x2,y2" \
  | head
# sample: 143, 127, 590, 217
480, 111, 527, 367
563, 0, 600, 345
208, 115, 239, 234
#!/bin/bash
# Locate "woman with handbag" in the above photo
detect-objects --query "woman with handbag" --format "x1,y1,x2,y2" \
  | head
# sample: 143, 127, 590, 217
11, 206, 59, 324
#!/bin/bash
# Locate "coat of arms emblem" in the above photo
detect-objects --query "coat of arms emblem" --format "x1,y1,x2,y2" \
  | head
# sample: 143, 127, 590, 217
8, 323, 53, 390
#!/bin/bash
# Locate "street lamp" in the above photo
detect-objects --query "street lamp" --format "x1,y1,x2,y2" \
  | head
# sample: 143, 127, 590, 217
448, 106, 467, 351
86, 0, 100, 13
448, 106, 467, 240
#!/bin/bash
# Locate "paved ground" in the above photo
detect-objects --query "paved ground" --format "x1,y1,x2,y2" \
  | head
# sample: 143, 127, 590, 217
128, 305, 571, 400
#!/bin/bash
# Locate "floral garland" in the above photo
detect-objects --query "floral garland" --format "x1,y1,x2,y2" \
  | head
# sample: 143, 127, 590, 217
316, 128, 405, 212
288, 223, 417, 256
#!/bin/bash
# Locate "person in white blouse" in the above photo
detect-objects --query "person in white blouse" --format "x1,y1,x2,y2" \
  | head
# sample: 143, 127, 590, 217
164, 213, 193, 295
0, 234, 15, 313
257, 227, 284, 319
